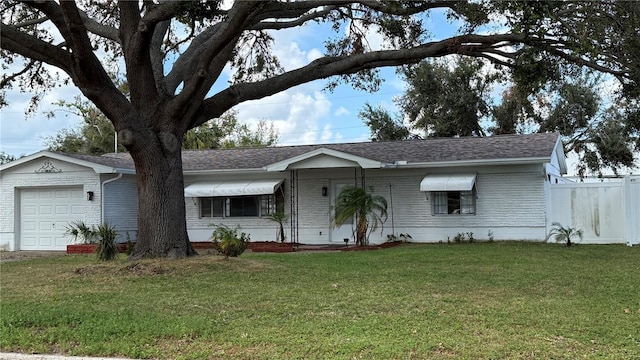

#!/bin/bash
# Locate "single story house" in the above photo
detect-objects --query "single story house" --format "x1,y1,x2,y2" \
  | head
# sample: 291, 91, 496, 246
0, 132, 567, 251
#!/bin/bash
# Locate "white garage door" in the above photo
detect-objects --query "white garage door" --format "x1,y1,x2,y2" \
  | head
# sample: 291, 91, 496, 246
20, 187, 85, 251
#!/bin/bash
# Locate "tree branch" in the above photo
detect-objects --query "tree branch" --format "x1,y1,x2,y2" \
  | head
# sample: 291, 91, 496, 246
0, 23, 72, 71
119, 1, 160, 110
14, 16, 48, 28
171, 2, 259, 112
78, 10, 119, 42
197, 34, 524, 125
251, 6, 337, 31
0, 58, 37, 88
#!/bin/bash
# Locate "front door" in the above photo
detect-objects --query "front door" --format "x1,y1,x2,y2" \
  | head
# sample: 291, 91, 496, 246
330, 182, 354, 244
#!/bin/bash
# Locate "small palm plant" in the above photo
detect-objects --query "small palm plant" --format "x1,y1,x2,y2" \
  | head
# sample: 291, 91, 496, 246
64, 220, 97, 244
265, 212, 289, 242
547, 222, 584, 247
96, 223, 119, 261
333, 186, 388, 246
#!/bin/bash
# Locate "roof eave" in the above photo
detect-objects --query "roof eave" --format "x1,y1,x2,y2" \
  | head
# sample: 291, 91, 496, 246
385, 157, 552, 169
0, 151, 122, 174
183, 168, 267, 176
553, 136, 568, 174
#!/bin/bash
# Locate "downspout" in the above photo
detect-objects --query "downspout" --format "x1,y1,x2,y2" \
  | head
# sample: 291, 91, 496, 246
101, 173, 123, 223
388, 183, 395, 235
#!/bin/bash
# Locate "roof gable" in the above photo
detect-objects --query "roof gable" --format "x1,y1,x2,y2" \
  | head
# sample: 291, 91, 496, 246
265, 148, 382, 171
0, 151, 127, 174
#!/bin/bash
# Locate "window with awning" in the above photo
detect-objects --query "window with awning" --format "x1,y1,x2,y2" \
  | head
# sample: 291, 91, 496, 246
420, 174, 477, 215
420, 174, 476, 192
185, 179, 285, 218
184, 179, 285, 197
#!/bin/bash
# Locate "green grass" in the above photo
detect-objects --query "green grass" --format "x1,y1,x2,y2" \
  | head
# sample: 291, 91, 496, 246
1, 242, 639, 359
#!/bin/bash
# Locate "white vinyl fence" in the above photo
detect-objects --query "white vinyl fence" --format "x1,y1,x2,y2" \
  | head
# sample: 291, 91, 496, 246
547, 176, 640, 245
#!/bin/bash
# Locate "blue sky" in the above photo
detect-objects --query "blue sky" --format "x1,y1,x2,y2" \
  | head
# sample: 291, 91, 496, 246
1, 8, 464, 157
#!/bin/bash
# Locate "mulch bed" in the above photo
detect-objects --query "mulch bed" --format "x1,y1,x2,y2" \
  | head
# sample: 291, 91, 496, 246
249, 240, 404, 253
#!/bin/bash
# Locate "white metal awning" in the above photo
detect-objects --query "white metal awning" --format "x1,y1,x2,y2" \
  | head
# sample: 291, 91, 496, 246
184, 179, 284, 197
420, 174, 477, 192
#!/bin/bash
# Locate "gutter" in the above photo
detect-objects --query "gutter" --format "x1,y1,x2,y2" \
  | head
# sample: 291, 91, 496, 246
382, 157, 550, 169
184, 168, 267, 175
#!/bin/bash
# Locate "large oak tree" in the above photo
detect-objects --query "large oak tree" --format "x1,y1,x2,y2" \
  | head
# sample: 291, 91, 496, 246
1, 1, 637, 259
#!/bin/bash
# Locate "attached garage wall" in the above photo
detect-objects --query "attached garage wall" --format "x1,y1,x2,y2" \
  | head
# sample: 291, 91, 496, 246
20, 187, 85, 250
0, 157, 102, 251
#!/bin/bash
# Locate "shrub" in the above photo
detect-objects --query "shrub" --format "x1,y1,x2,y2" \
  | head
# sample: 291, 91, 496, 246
466, 232, 474, 243
448, 232, 476, 244
453, 232, 465, 243
387, 233, 412, 242
96, 223, 118, 261
210, 225, 250, 258
64, 220, 97, 244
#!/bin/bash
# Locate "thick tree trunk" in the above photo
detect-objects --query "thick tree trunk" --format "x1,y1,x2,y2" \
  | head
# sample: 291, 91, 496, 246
128, 132, 196, 260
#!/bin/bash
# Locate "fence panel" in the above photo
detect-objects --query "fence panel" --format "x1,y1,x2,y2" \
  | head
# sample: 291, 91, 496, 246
627, 177, 640, 245
549, 182, 626, 244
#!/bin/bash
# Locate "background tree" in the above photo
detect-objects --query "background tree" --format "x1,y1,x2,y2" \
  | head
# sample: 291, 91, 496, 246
43, 97, 126, 155
397, 57, 497, 137
45, 102, 278, 154
2, 1, 637, 259
358, 103, 410, 142
362, 65, 638, 176
496, 74, 639, 176
0, 151, 18, 165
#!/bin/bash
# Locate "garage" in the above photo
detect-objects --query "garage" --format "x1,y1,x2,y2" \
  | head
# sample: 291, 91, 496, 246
20, 187, 85, 251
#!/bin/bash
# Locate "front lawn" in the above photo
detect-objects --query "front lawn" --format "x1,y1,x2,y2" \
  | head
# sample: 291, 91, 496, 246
1, 242, 639, 359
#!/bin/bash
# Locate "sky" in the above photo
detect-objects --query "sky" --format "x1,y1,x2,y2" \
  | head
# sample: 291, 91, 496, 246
1, 6, 629, 176
2, 9, 445, 157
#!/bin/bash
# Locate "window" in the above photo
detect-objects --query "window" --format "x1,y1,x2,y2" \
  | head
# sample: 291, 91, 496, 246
432, 190, 476, 215
199, 190, 284, 218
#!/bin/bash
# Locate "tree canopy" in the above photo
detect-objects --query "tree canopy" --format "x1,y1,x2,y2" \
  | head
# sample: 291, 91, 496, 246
2, 1, 638, 258
44, 101, 278, 155
360, 60, 639, 176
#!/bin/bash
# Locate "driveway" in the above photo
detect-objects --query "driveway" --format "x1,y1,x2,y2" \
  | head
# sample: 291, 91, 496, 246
0, 354, 133, 360
0, 251, 67, 263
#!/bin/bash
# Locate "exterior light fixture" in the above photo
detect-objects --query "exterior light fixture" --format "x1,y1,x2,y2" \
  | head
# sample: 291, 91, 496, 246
322, 186, 328, 197
86, 191, 94, 201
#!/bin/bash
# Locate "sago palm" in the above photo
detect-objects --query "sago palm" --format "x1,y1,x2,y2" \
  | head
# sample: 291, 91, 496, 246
333, 186, 388, 246
265, 212, 289, 243
547, 222, 584, 247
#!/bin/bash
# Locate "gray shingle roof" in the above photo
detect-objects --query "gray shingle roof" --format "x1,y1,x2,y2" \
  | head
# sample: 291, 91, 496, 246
60, 132, 560, 171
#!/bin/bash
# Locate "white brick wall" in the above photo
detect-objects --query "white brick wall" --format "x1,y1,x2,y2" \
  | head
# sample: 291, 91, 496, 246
361, 167, 548, 243
183, 166, 548, 245
0, 158, 102, 251
184, 173, 291, 242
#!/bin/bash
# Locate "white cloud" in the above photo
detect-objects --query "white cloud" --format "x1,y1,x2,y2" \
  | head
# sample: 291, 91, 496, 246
1, 84, 83, 156
334, 106, 350, 116
236, 87, 333, 146
307, 48, 323, 62
320, 124, 335, 143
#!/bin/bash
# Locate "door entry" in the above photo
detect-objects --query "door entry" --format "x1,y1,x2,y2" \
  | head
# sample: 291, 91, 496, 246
330, 182, 354, 243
